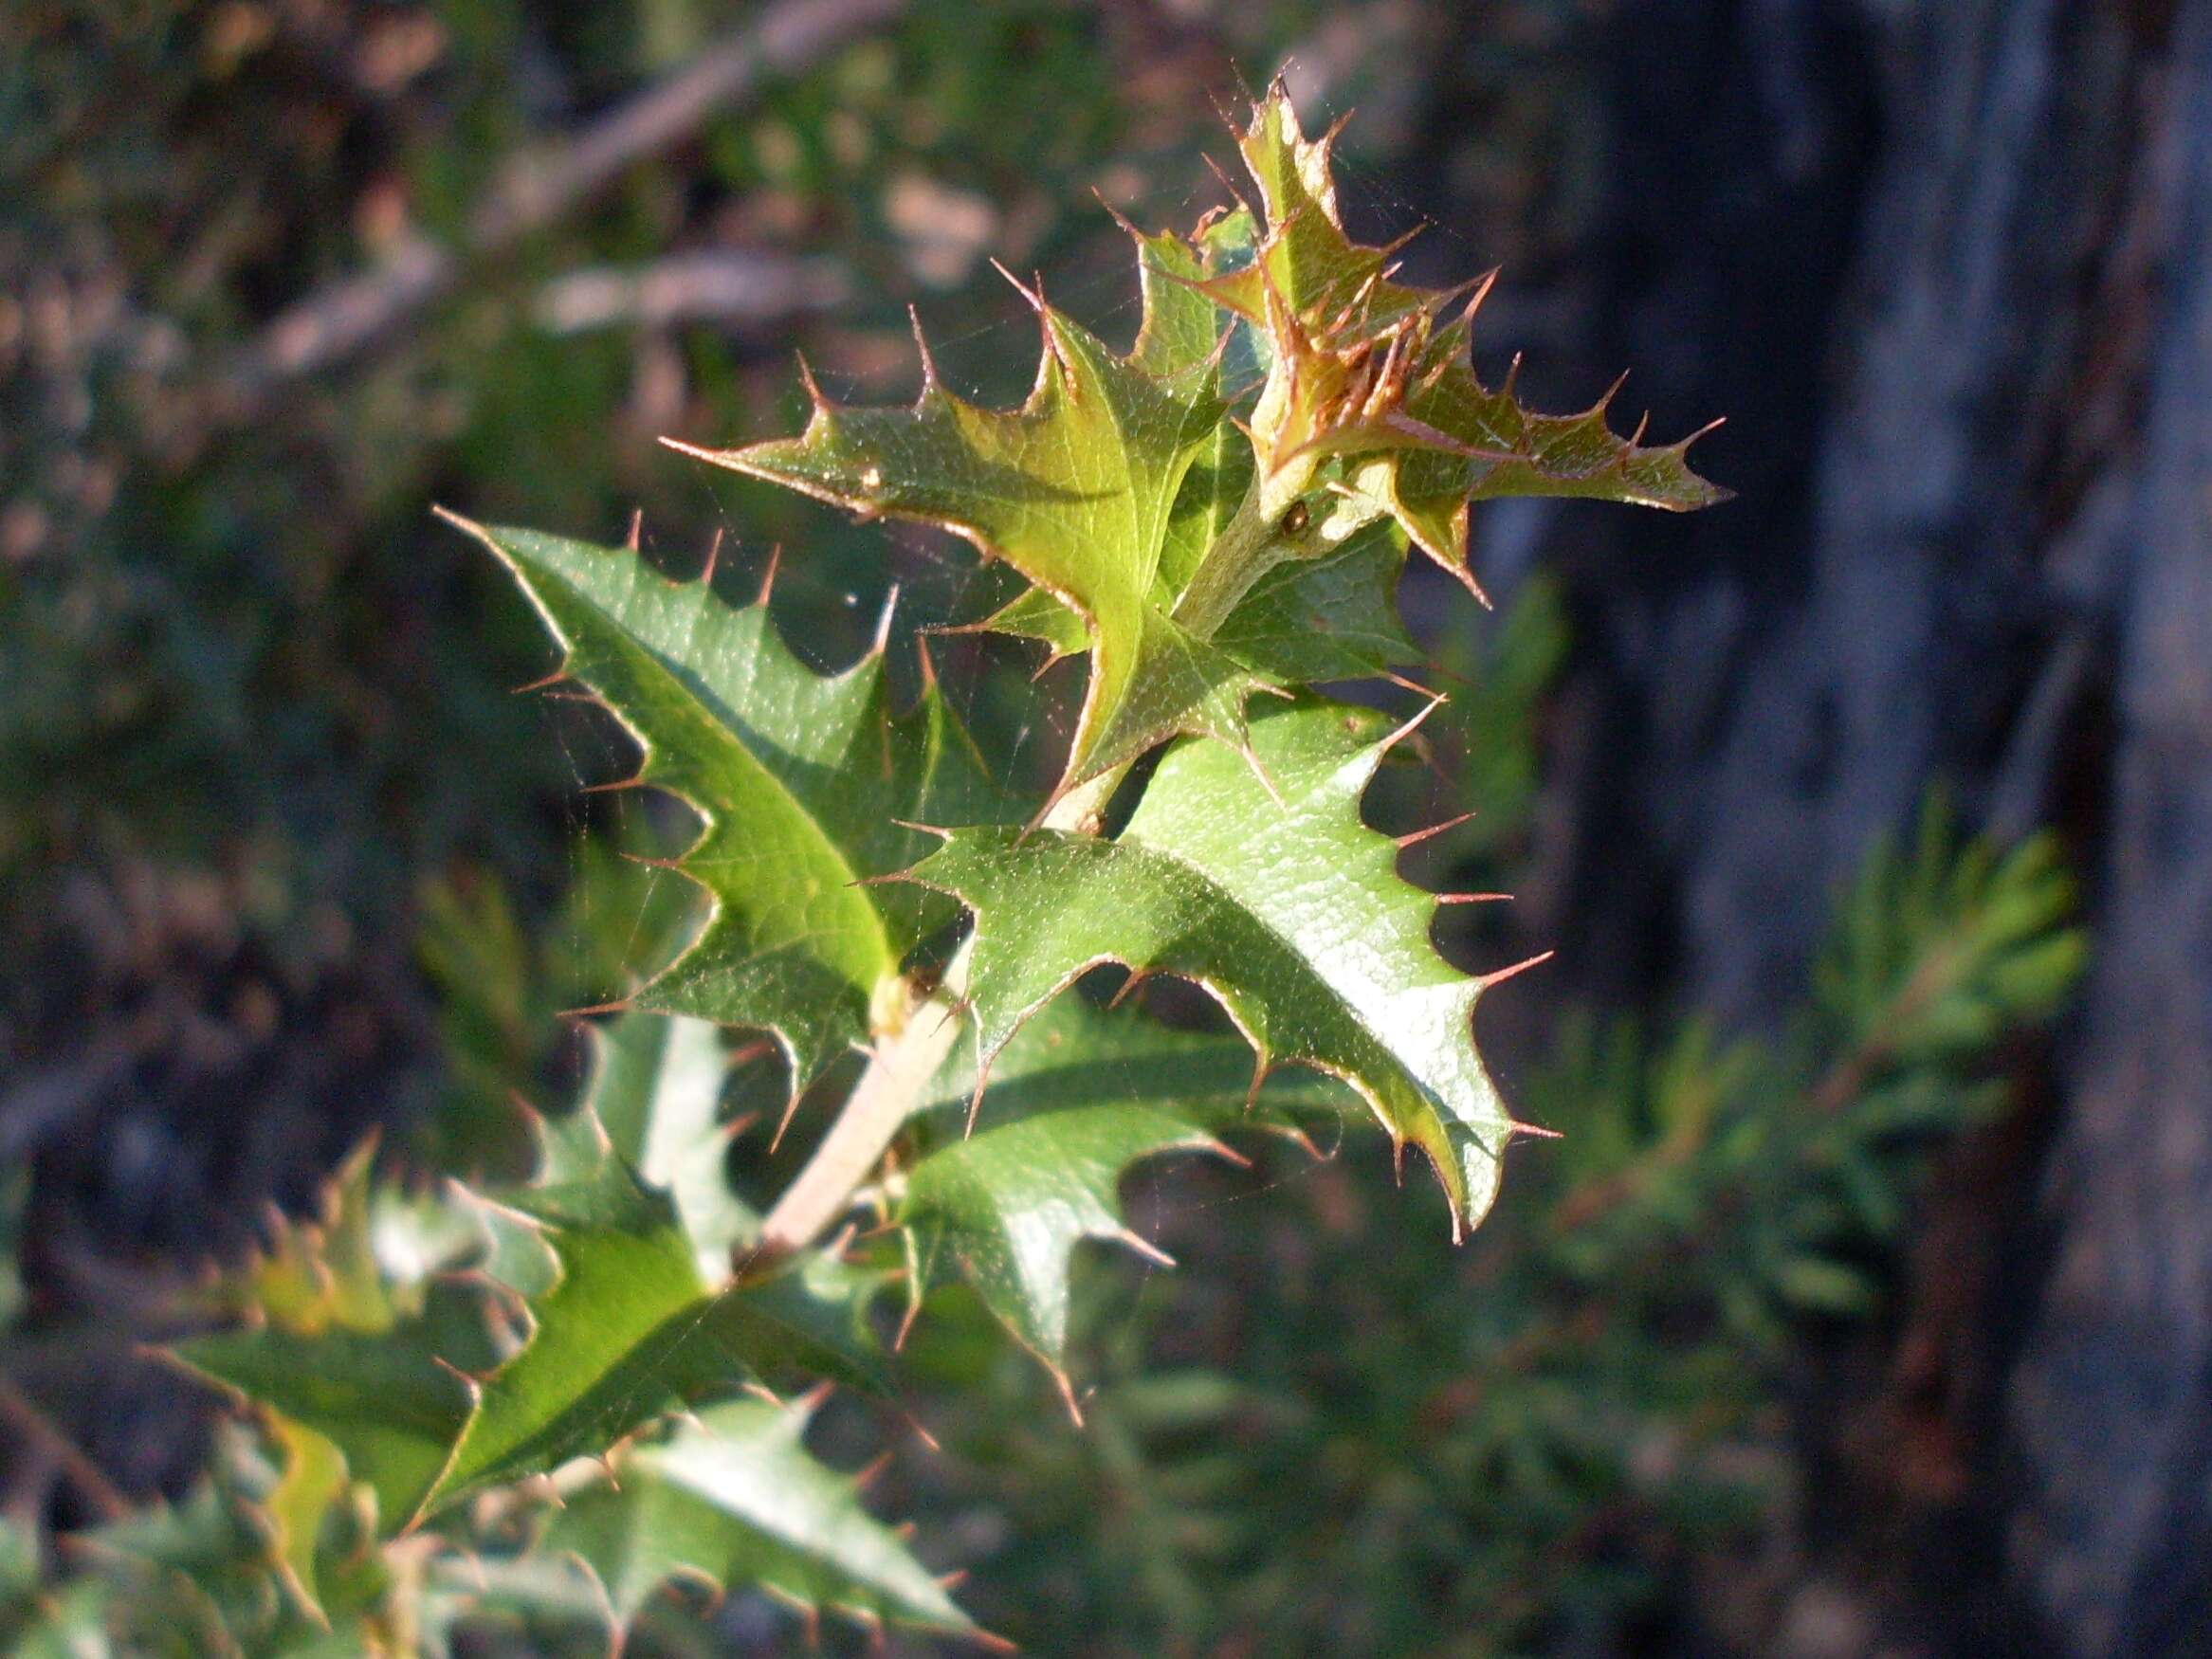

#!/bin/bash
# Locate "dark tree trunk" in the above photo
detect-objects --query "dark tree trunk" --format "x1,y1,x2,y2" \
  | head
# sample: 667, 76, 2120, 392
1472, 0, 2212, 1650
2004, 9, 2212, 1650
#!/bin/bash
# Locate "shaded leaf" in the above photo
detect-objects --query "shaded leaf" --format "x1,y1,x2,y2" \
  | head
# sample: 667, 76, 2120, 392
422, 1112, 886, 1516
1206, 80, 1727, 589
904, 996, 1353, 1376
170, 1144, 477, 1532
171, 1322, 474, 1533
979, 513, 1417, 687
198, 1140, 393, 1337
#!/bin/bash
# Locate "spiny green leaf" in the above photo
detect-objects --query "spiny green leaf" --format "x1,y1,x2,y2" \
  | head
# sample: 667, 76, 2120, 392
264, 1420, 347, 1625
1210, 521, 1418, 684
422, 1105, 887, 1517
178, 1091, 882, 1535
1124, 219, 1231, 383
1205, 80, 1727, 591
167, 1320, 474, 1539
545, 1396, 992, 1646
170, 1143, 477, 1533
443, 516, 992, 1091
69, 1476, 269, 1644
1197, 84, 1429, 337
197, 1140, 393, 1336
673, 263, 1268, 801
977, 435, 1417, 685
574, 1012, 756, 1273
903, 996, 1353, 1381
905, 697, 1533, 1236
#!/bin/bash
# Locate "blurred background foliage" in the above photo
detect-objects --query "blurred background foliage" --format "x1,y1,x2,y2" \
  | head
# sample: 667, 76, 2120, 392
0, 0, 2109, 1653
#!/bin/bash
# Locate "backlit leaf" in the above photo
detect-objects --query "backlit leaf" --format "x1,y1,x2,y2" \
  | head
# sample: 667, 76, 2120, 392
674, 254, 1269, 799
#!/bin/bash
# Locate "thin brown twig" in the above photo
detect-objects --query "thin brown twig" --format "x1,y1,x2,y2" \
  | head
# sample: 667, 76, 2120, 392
0, 1370, 131, 1522
215, 0, 905, 411
534, 250, 850, 336
1804, 944, 1959, 1119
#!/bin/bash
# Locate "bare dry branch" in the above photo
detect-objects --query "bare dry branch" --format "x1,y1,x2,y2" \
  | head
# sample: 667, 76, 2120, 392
534, 250, 850, 336
216, 0, 904, 409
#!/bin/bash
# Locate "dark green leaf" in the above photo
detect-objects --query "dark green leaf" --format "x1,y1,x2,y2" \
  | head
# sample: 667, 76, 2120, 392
443, 517, 990, 1089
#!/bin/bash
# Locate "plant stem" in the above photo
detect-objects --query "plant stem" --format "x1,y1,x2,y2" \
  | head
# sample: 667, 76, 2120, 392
749, 975, 966, 1267
747, 764, 1131, 1268
750, 446, 1351, 1267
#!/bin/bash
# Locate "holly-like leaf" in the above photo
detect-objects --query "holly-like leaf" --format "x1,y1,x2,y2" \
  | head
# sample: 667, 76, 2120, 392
170, 1319, 474, 1538
546, 1396, 992, 1646
441, 515, 992, 1093
195, 1140, 393, 1336
577, 1012, 756, 1274
975, 501, 1417, 685
1333, 339, 1731, 585
670, 259, 1271, 801
422, 1107, 887, 1517
170, 1143, 478, 1532
265, 1419, 347, 1624
905, 698, 1535, 1235
902, 996, 1352, 1386
1211, 521, 1418, 684
1204, 81, 1728, 592
177, 1092, 884, 1535
1197, 86, 1430, 342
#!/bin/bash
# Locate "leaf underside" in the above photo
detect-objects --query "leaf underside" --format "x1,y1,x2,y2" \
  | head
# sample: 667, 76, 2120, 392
902, 994, 1355, 1376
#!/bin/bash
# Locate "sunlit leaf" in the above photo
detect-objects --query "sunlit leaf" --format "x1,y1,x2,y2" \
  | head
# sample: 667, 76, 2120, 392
546, 1396, 993, 1646
674, 246, 1270, 798
442, 517, 994, 1090
905, 698, 1530, 1235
